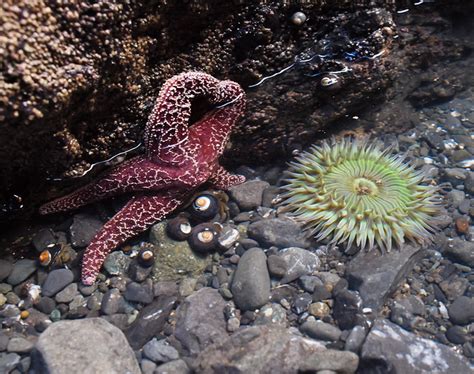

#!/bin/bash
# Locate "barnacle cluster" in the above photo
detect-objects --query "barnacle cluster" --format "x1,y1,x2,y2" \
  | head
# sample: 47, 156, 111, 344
280, 138, 440, 252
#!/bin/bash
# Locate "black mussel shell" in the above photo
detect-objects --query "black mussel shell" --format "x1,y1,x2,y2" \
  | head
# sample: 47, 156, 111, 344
166, 216, 192, 241
189, 193, 219, 221
188, 223, 218, 254
137, 248, 155, 267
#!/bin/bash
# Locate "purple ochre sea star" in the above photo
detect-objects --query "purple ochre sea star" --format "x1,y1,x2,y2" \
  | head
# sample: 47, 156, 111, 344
40, 72, 246, 285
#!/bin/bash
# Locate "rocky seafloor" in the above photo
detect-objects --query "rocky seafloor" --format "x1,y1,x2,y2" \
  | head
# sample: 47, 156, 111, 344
0, 88, 474, 373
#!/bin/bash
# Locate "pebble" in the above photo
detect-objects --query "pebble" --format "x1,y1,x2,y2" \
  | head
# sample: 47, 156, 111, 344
0, 294, 6, 307
345, 325, 367, 353
254, 303, 287, 326
292, 293, 312, 314
7, 259, 37, 286
179, 278, 197, 297
300, 319, 342, 342
142, 338, 179, 363
228, 180, 270, 210
36, 297, 56, 314
267, 254, 287, 278
125, 295, 177, 350
448, 296, 474, 325
103, 251, 131, 276
0, 260, 13, 282
308, 302, 330, 318
54, 283, 78, 303
300, 349, 359, 373
0, 334, 9, 351
446, 326, 469, 344
0, 353, 21, 373
42, 269, 74, 297
298, 275, 323, 293
155, 359, 190, 374
140, 358, 157, 374
231, 247, 270, 311
7, 337, 34, 353
0, 283, 12, 294
174, 288, 227, 355
247, 218, 310, 249
443, 238, 474, 267
124, 281, 153, 304
277, 247, 320, 283
101, 288, 123, 315
78, 283, 97, 296
69, 213, 103, 247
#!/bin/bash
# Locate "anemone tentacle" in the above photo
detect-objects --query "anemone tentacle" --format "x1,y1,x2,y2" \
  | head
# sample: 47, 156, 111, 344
279, 138, 441, 252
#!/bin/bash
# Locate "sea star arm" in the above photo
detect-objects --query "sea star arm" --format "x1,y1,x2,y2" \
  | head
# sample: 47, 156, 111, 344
144, 72, 245, 165
81, 191, 187, 285
207, 164, 246, 190
39, 156, 189, 215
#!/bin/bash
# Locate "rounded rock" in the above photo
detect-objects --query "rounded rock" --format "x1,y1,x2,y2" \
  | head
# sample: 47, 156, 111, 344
231, 248, 270, 311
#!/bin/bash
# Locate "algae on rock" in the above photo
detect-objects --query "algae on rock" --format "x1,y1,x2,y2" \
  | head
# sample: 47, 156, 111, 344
149, 221, 210, 282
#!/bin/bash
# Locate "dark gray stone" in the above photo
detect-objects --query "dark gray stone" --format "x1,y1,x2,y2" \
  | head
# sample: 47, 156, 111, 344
446, 326, 469, 345
345, 325, 368, 353
228, 180, 270, 211
31, 228, 64, 252
464, 171, 474, 194
42, 269, 74, 297
333, 289, 364, 330
124, 282, 153, 304
277, 247, 320, 283
0, 260, 13, 282
262, 186, 280, 208
361, 319, 471, 373
0, 353, 20, 373
54, 283, 78, 304
231, 248, 270, 311
267, 254, 287, 278
300, 319, 342, 342
7, 259, 37, 286
298, 275, 323, 293
7, 337, 34, 353
0, 334, 9, 351
193, 325, 359, 374
443, 238, 474, 267
248, 218, 310, 249
142, 338, 179, 363
101, 288, 123, 315
174, 288, 228, 356
103, 251, 131, 276
292, 293, 312, 315
33, 318, 140, 374
346, 245, 425, 310
69, 213, 103, 248
125, 295, 177, 350
155, 359, 190, 374
448, 296, 474, 325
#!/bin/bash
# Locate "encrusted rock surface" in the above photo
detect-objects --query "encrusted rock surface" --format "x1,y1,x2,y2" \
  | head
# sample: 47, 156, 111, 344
2, 1, 472, 219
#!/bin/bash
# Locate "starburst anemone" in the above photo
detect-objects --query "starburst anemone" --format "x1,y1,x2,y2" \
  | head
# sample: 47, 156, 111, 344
279, 138, 441, 252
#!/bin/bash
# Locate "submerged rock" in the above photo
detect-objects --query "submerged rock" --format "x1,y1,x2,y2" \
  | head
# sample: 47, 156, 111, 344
149, 221, 210, 282
33, 318, 140, 374
192, 325, 358, 374
346, 245, 425, 311
174, 288, 228, 356
360, 319, 471, 373
247, 218, 310, 249
231, 247, 270, 311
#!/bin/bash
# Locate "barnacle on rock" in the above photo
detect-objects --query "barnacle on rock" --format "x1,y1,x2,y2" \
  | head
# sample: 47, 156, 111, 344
279, 138, 440, 252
